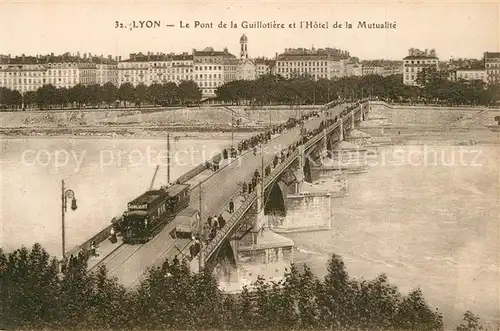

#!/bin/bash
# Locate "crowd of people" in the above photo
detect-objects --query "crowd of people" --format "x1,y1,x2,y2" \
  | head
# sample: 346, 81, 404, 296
179, 100, 370, 263
61, 100, 367, 271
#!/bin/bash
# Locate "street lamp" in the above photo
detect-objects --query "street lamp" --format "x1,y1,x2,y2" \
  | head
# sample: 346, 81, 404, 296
61, 180, 77, 262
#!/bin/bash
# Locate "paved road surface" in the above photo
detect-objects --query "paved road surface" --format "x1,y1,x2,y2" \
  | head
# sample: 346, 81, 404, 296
103, 105, 346, 288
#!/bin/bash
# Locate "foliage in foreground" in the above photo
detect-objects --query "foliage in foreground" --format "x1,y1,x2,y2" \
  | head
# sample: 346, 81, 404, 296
0, 243, 487, 330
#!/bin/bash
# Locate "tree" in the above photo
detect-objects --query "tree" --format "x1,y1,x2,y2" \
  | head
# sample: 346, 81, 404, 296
35, 84, 57, 109
54, 88, 69, 109
0, 244, 59, 329
23, 91, 37, 110
86, 84, 103, 107
134, 83, 148, 107
101, 82, 118, 107
178, 80, 201, 105
0, 242, 451, 331
456, 311, 484, 331
68, 84, 86, 108
394, 288, 443, 331
146, 83, 163, 105
118, 82, 135, 107
162, 82, 179, 105
317, 254, 353, 329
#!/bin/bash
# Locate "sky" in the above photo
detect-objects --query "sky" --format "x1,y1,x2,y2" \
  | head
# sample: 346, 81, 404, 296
0, 1, 498, 61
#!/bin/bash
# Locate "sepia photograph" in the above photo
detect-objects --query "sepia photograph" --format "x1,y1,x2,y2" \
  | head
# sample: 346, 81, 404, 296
0, 1, 499, 330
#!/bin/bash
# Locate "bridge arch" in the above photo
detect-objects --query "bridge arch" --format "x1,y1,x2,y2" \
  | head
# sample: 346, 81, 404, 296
206, 240, 237, 274
264, 180, 288, 216
304, 156, 312, 183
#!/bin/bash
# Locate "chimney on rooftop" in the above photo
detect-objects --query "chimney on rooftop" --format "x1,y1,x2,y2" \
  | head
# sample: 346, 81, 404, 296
192, 48, 196, 54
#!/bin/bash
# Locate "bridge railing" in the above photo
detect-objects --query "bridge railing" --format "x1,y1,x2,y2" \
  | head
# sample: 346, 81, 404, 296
201, 101, 369, 264
67, 151, 222, 261
202, 148, 301, 262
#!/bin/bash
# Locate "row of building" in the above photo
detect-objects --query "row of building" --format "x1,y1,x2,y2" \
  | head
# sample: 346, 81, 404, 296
4, 36, 497, 99
402, 48, 500, 86
0, 34, 405, 98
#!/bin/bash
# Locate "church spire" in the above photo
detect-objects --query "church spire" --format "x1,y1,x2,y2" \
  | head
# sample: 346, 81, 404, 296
240, 34, 248, 59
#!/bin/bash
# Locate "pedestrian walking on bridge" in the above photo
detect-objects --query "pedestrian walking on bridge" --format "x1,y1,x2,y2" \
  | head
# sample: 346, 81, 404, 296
219, 215, 226, 229
229, 200, 234, 214
203, 224, 210, 243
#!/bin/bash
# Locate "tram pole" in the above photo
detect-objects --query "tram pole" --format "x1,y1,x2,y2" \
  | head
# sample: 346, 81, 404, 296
167, 133, 171, 186
261, 144, 264, 206
61, 180, 65, 262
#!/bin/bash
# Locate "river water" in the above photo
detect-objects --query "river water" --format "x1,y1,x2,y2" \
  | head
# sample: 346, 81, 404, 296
0, 136, 231, 255
289, 139, 499, 329
1, 132, 499, 329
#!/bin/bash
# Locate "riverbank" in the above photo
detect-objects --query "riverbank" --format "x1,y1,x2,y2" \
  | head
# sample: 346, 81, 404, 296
0, 125, 267, 138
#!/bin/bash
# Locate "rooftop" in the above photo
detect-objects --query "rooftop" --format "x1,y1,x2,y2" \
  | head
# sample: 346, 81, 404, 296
254, 58, 275, 66
403, 55, 438, 60
193, 47, 236, 58
0, 53, 117, 65
278, 47, 350, 60
484, 52, 500, 58
457, 66, 485, 71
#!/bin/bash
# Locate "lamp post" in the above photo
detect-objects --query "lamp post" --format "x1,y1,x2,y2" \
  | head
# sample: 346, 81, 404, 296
198, 182, 204, 272
61, 180, 77, 262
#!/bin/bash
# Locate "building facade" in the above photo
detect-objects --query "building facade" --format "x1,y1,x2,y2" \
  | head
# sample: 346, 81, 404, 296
362, 65, 384, 76
484, 52, 500, 84
275, 47, 350, 80
344, 62, 362, 77
238, 59, 257, 80
382, 66, 403, 77
403, 48, 439, 86
193, 47, 238, 97
254, 58, 275, 78
0, 53, 117, 93
96, 62, 118, 86
452, 68, 487, 83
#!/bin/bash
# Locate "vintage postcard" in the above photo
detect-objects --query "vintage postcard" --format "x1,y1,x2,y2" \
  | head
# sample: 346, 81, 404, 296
0, 1, 499, 330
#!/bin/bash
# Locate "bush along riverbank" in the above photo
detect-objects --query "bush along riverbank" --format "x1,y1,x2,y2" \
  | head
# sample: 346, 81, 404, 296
1, 243, 491, 330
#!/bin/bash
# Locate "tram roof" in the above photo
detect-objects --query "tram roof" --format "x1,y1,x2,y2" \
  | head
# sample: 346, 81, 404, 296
164, 183, 190, 197
128, 184, 189, 206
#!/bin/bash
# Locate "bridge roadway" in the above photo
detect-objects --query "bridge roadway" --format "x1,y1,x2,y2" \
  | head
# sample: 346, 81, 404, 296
92, 104, 348, 288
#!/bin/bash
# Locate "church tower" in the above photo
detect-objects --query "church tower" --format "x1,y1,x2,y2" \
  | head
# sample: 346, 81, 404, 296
240, 34, 248, 59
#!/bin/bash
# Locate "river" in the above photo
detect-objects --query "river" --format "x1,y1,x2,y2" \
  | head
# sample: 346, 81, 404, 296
0, 136, 231, 255
1, 132, 499, 329
289, 138, 499, 329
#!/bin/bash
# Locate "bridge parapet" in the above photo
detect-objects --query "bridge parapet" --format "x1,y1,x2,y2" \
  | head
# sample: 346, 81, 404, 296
202, 148, 302, 265
201, 101, 370, 266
